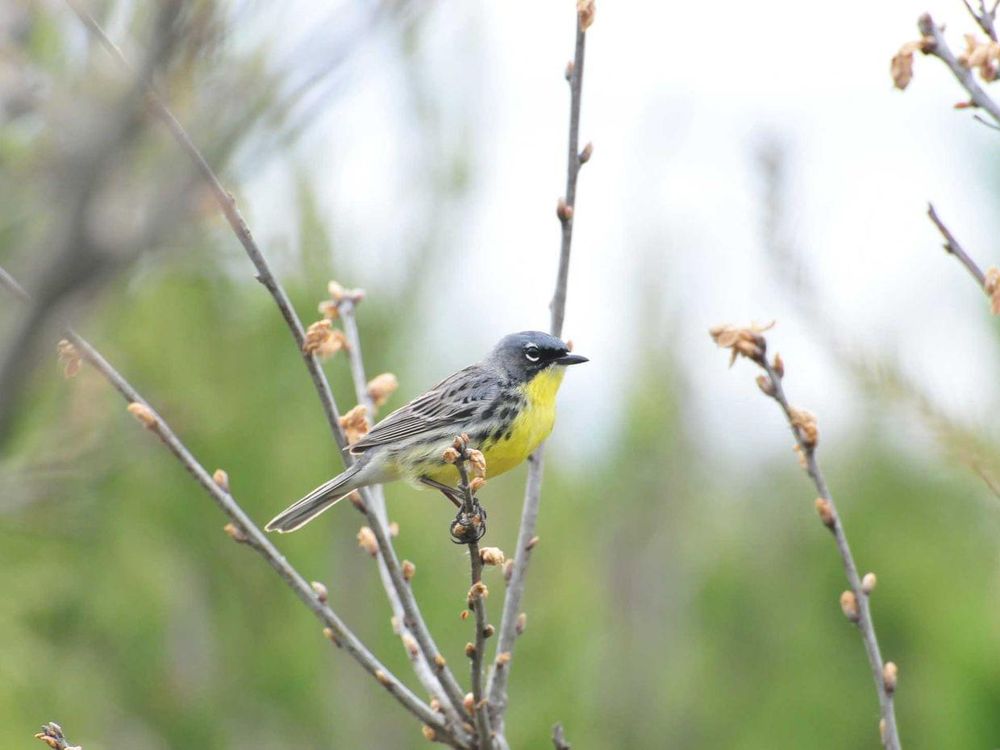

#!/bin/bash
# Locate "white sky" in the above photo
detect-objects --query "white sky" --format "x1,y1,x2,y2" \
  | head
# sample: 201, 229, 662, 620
245, 0, 1000, 466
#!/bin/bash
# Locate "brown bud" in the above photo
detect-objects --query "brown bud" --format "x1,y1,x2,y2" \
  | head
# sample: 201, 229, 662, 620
577, 0, 595, 31
357, 526, 378, 557
212, 468, 230, 491
421, 725, 437, 742
366, 372, 399, 408
327, 280, 346, 301
318, 299, 340, 320
463, 692, 475, 714
484, 624, 495, 638
127, 402, 158, 429
579, 141, 594, 164
815, 498, 835, 530
479, 547, 506, 566
789, 407, 819, 448
311, 580, 329, 603
526, 535, 540, 551
503, 559, 515, 582
460, 610, 470, 621
402, 633, 419, 658
322, 627, 341, 647
402, 560, 416, 581
862, 572, 877, 595
469, 477, 487, 493
433, 653, 447, 668
303, 319, 347, 359
389, 521, 400, 537
565, 60, 575, 80
223, 522, 248, 544
772, 353, 785, 378
442, 447, 460, 464
496, 651, 512, 666
556, 198, 574, 222
756, 374, 775, 397
348, 491, 365, 511
468, 581, 489, 603
516, 612, 527, 635
339, 405, 370, 445
465, 642, 476, 658
430, 698, 442, 713
468, 449, 487, 478
883, 661, 898, 693
840, 590, 860, 622
375, 669, 391, 687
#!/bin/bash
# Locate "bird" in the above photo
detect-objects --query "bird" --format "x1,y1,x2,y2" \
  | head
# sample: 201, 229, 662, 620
265, 331, 588, 533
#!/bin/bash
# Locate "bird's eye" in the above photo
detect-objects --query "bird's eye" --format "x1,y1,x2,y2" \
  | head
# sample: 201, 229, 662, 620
524, 345, 540, 363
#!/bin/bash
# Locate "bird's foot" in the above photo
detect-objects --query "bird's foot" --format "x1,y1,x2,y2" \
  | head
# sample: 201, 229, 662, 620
450, 502, 487, 544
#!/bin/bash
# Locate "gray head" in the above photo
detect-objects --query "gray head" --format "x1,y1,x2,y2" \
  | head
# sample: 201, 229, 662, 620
486, 331, 588, 381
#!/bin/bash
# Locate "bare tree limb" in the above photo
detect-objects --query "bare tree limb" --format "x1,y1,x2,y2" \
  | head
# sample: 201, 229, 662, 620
63, 4, 471, 728
962, 0, 999, 41
64, 0, 348, 452
918, 12, 1000, 126
926, 203, 987, 289
450, 437, 494, 750
710, 325, 901, 750
488, 6, 591, 734
337, 294, 469, 726
0, 268, 463, 748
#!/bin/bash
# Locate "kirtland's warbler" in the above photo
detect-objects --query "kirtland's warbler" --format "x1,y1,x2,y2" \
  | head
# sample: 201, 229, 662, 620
266, 331, 587, 532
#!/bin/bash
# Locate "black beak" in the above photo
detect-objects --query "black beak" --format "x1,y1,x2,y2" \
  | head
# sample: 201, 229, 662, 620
555, 353, 588, 366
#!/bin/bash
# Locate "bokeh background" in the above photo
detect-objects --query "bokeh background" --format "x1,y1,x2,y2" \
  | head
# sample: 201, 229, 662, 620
3, 0, 1000, 747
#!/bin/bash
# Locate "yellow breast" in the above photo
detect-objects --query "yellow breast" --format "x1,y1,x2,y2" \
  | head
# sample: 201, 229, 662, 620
479, 366, 566, 477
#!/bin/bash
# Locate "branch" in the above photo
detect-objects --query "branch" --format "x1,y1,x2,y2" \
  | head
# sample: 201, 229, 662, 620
926, 203, 988, 289
336, 292, 470, 726
0, 269, 463, 748
963, 0, 999, 41
710, 325, 901, 750
917, 12, 1000, 127
64, 0, 347, 452
35, 723, 80, 750
449, 436, 494, 750
488, 2, 592, 733
64, 5, 471, 729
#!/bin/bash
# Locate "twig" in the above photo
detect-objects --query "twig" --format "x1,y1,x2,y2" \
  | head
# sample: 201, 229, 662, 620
64, 5, 470, 728
488, 4, 592, 733
0, 269, 462, 748
35, 722, 80, 750
451, 438, 493, 750
64, 0, 347, 452
963, 0, 999, 41
918, 13, 1000, 126
338, 295, 467, 725
551, 723, 571, 750
710, 325, 901, 750
926, 203, 987, 289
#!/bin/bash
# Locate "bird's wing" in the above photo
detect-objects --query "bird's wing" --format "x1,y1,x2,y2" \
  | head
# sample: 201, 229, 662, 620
350, 365, 501, 453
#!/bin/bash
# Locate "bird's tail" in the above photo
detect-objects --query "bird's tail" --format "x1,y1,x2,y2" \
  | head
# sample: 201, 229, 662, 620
265, 462, 365, 533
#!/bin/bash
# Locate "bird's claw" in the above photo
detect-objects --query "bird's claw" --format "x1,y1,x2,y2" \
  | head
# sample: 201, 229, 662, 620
450, 503, 487, 544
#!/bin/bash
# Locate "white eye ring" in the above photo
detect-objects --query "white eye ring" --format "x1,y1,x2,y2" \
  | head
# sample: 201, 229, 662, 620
525, 345, 540, 363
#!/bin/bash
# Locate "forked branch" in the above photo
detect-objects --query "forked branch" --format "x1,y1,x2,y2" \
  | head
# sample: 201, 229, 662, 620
0, 268, 462, 747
